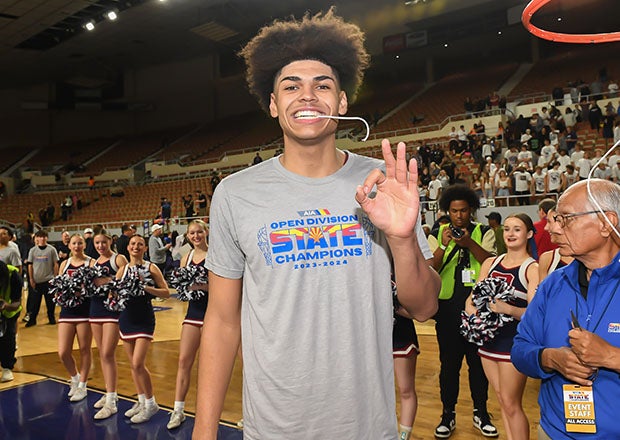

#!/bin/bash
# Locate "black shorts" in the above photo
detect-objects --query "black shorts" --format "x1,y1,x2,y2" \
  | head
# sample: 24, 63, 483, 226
392, 314, 420, 358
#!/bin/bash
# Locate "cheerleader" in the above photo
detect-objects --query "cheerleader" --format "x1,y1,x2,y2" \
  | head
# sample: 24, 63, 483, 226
57, 233, 93, 402
167, 219, 209, 429
393, 307, 419, 440
90, 230, 127, 419
117, 234, 170, 424
538, 209, 574, 281
466, 213, 539, 440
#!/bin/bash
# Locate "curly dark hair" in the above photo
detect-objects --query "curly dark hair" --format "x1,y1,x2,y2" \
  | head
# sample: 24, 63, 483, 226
438, 184, 481, 212
239, 7, 370, 113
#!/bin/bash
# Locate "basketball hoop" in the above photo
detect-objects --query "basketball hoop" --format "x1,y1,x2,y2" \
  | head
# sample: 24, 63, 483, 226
522, 0, 620, 44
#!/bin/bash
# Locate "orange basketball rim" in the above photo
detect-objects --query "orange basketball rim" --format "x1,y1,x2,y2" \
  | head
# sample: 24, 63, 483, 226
522, 0, 620, 44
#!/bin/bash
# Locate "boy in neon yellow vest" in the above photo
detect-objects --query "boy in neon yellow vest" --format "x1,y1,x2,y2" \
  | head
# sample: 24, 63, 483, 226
0, 261, 22, 383
429, 185, 497, 438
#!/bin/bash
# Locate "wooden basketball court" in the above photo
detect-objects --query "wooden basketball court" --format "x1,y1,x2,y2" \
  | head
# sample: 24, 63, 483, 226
2, 294, 543, 439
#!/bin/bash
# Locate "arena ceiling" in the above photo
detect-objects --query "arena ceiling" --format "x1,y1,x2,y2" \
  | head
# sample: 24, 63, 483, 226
0, 0, 617, 90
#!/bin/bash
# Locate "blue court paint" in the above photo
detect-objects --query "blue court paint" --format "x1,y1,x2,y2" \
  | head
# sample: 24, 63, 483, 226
0, 379, 242, 439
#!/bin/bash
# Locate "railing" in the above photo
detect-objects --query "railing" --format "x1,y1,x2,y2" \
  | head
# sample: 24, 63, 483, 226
362, 107, 509, 142
45, 215, 210, 234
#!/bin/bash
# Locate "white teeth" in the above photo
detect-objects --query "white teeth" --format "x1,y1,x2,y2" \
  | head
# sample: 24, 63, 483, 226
295, 111, 322, 119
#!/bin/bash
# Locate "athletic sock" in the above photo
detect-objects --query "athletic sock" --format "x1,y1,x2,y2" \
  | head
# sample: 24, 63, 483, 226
145, 396, 156, 408
137, 394, 146, 405
174, 401, 185, 412
71, 374, 80, 383
106, 392, 118, 405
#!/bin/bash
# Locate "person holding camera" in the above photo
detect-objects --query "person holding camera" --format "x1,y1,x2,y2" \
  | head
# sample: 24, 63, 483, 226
0, 260, 22, 382
429, 184, 497, 438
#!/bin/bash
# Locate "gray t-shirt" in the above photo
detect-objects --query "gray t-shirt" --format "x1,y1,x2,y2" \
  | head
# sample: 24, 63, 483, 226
27, 245, 59, 283
0, 246, 21, 268
148, 234, 167, 264
207, 152, 431, 440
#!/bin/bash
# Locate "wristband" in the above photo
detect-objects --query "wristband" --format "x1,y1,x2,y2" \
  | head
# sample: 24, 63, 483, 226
438, 243, 447, 251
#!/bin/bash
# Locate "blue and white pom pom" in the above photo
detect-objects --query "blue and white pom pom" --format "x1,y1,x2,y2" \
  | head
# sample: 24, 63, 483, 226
82, 265, 112, 298
103, 265, 151, 312
168, 265, 209, 301
49, 269, 89, 308
460, 277, 516, 346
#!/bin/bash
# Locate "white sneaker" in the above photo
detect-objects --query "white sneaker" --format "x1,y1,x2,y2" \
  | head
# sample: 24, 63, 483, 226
70, 387, 87, 402
167, 410, 186, 430
237, 418, 244, 428
1, 368, 14, 382
68, 381, 79, 397
94, 395, 107, 409
124, 402, 143, 418
94, 404, 118, 420
130, 403, 159, 424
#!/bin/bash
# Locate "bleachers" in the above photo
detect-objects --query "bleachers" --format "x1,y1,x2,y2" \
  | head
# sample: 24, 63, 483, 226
0, 146, 35, 173
24, 139, 113, 172
376, 63, 519, 133
77, 125, 195, 176
7, 50, 619, 231
508, 43, 620, 101
1, 190, 93, 225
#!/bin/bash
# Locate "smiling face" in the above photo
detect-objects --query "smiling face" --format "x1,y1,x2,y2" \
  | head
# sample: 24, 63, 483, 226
269, 60, 347, 146
94, 234, 111, 256
187, 223, 208, 248
128, 235, 147, 258
503, 217, 533, 251
34, 235, 48, 247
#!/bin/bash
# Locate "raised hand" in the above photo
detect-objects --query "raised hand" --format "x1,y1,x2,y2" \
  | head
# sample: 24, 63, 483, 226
355, 139, 420, 239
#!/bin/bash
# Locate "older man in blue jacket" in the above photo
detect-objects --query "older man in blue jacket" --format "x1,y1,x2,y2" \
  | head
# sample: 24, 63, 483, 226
512, 178, 620, 439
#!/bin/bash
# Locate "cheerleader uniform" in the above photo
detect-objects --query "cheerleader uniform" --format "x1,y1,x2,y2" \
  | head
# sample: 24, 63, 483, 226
393, 314, 420, 358
478, 254, 535, 362
392, 280, 419, 358
59, 257, 93, 323
89, 254, 121, 324
118, 263, 156, 340
546, 248, 568, 275
182, 250, 208, 327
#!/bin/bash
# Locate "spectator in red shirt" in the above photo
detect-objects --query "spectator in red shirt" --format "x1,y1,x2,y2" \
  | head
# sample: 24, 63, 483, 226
533, 198, 558, 258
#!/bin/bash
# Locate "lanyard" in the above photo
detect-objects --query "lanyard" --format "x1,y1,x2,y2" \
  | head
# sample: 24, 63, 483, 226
575, 278, 620, 333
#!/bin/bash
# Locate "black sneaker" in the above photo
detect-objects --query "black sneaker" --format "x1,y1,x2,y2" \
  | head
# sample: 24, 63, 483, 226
473, 409, 498, 437
22, 313, 30, 323
25, 321, 36, 328
434, 411, 456, 438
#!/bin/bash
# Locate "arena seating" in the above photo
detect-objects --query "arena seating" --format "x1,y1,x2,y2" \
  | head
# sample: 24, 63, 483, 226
375, 63, 518, 133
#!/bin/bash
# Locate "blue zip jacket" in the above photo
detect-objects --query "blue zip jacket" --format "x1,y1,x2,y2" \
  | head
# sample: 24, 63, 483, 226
512, 251, 620, 439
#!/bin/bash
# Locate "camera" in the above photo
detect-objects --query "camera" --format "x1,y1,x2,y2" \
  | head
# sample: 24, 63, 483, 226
449, 224, 464, 239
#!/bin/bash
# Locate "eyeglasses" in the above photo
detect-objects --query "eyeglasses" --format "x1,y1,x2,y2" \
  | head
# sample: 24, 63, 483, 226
551, 210, 605, 228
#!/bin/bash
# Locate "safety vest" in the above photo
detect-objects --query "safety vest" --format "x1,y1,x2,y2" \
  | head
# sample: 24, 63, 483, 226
438, 223, 484, 300
1, 264, 22, 319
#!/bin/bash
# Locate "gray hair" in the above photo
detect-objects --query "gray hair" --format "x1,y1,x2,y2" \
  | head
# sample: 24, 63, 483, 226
562, 179, 620, 219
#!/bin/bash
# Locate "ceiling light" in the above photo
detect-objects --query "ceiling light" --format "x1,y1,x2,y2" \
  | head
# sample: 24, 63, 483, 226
444, 43, 448, 47
106, 11, 118, 21
498, 31, 502, 35
84, 21, 95, 31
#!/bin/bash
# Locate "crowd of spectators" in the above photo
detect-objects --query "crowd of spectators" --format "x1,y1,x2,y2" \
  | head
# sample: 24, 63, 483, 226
415, 96, 619, 211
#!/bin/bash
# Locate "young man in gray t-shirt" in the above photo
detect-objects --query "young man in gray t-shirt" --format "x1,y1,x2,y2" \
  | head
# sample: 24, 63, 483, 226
26, 230, 59, 326
193, 10, 440, 440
